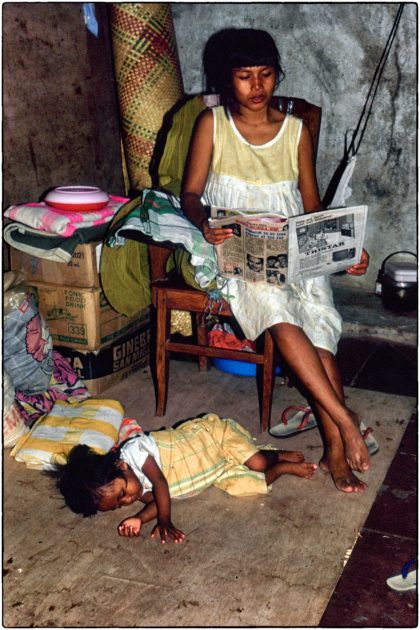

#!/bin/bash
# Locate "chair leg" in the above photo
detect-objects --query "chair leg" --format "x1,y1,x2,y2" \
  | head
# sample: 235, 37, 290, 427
196, 314, 210, 371
257, 330, 275, 432
155, 289, 170, 416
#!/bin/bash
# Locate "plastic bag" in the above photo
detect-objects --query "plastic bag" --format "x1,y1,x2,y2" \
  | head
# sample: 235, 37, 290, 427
3, 271, 53, 394
208, 322, 256, 352
3, 370, 29, 448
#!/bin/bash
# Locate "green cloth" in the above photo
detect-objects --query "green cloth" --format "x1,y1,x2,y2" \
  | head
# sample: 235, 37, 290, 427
158, 96, 207, 196
100, 197, 151, 317
157, 95, 216, 288
100, 96, 214, 316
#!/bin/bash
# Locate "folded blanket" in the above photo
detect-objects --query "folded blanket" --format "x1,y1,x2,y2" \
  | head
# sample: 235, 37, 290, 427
4, 195, 128, 237
10, 398, 124, 470
108, 189, 218, 288
4, 222, 110, 263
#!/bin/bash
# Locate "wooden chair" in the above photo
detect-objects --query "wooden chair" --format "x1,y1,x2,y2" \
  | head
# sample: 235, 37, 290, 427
149, 96, 322, 432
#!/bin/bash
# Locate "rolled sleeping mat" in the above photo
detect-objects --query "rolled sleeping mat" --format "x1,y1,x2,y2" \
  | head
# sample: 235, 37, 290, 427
110, 3, 184, 189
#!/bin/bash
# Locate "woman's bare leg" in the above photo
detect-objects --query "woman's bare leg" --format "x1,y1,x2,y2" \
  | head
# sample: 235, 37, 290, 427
308, 348, 367, 493
270, 323, 370, 474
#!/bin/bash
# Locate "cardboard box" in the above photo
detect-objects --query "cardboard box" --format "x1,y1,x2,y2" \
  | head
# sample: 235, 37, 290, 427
56, 321, 151, 396
28, 280, 149, 351
10, 242, 102, 288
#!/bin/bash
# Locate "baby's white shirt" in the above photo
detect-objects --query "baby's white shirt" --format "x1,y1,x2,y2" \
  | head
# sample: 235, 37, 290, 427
120, 433, 161, 495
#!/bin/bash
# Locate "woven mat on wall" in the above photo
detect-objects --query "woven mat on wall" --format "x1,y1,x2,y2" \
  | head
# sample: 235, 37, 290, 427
110, 3, 184, 190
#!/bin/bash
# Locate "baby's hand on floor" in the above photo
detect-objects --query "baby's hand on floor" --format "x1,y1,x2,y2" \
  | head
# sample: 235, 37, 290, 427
150, 520, 186, 544
118, 516, 142, 537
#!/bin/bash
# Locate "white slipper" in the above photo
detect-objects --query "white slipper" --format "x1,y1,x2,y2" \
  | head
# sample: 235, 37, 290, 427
386, 569, 417, 592
360, 421, 379, 456
269, 409, 380, 456
269, 406, 317, 438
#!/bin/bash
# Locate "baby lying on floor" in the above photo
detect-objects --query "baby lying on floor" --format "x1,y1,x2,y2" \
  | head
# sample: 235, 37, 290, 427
50, 413, 317, 544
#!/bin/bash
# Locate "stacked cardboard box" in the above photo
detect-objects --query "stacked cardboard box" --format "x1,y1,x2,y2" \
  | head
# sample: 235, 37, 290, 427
54, 322, 151, 396
10, 244, 150, 395
10, 244, 103, 289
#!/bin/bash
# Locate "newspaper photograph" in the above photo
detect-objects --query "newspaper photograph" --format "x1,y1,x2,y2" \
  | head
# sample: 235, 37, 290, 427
209, 205, 368, 285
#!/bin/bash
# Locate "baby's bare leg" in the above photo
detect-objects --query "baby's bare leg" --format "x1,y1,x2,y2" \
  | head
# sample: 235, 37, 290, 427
245, 452, 317, 485
246, 450, 304, 472
265, 461, 317, 484
260, 449, 304, 464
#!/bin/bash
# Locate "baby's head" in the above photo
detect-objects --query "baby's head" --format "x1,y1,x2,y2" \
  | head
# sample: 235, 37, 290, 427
49, 444, 126, 517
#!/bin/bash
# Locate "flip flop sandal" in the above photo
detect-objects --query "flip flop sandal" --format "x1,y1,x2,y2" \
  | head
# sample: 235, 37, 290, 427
269, 408, 380, 453
269, 405, 317, 438
387, 559, 417, 592
360, 421, 379, 456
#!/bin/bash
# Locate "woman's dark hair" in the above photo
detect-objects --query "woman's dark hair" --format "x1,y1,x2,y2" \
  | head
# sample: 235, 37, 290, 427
47, 444, 125, 517
203, 28, 285, 111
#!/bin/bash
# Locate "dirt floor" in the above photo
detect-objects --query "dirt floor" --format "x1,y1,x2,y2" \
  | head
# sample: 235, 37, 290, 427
3, 359, 415, 627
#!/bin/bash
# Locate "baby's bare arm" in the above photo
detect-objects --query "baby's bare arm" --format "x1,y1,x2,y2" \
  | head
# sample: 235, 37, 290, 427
142, 456, 186, 544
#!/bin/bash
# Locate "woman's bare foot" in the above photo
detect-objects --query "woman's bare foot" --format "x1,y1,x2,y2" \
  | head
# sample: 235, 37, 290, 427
277, 450, 305, 463
338, 411, 370, 473
319, 454, 367, 493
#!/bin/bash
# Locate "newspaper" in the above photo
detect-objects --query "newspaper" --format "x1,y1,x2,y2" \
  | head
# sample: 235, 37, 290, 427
209, 205, 368, 285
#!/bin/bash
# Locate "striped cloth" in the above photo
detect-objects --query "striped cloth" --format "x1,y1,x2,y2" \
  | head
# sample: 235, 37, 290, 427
10, 399, 124, 470
4, 197, 127, 237
110, 3, 184, 189
152, 413, 270, 498
108, 188, 218, 288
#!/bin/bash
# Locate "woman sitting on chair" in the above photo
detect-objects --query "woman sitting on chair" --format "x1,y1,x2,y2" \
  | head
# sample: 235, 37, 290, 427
180, 27, 370, 494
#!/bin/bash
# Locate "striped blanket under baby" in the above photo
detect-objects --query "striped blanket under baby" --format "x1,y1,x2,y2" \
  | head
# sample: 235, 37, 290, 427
151, 413, 270, 498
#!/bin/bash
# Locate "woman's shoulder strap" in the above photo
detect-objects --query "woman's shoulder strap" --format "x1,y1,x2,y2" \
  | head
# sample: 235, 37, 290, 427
287, 113, 304, 129
284, 114, 304, 145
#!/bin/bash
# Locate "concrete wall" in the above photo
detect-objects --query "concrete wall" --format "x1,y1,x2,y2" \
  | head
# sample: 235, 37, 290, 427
171, 3, 417, 289
3, 3, 124, 209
